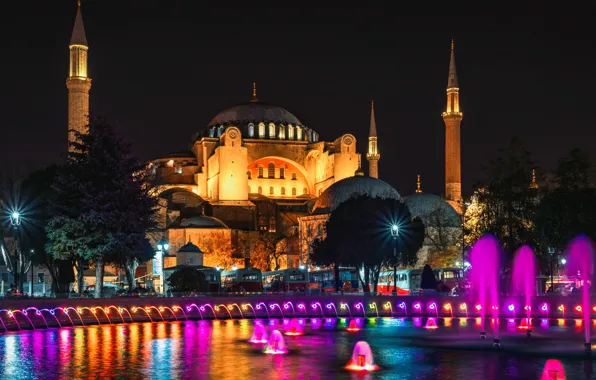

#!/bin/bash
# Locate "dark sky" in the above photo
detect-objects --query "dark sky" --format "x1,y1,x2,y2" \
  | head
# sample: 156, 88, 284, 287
0, 1, 594, 198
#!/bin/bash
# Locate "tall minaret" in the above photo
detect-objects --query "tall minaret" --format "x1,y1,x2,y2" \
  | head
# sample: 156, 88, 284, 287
442, 38, 463, 210
366, 100, 380, 178
66, 1, 91, 150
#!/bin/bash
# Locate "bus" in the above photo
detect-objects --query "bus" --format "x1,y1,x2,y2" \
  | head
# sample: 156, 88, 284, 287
377, 267, 464, 295
221, 268, 263, 292
309, 267, 359, 293
197, 267, 222, 293
262, 268, 308, 292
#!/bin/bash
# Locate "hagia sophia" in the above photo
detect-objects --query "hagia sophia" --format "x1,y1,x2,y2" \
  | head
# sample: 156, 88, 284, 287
66, 3, 463, 285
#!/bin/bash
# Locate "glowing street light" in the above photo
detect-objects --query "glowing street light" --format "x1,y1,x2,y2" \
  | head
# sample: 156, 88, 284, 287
232, 264, 238, 271
9, 211, 21, 227
390, 224, 399, 296
560, 258, 567, 265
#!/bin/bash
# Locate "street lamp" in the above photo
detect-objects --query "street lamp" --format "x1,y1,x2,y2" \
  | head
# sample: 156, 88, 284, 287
548, 247, 555, 291
9, 211, 21, 292
390, 224, 399, 296
156, 240, 169, 295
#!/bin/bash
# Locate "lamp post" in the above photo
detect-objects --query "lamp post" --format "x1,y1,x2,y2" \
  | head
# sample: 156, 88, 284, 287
460, 199, 469, 269
548, 247, 555, 291
157, 240, 169, 295
9, 211, 21, 292
390, 224, 399, 296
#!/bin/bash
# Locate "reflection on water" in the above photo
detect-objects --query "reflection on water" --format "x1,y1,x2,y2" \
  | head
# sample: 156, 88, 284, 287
0, 317, 593, 379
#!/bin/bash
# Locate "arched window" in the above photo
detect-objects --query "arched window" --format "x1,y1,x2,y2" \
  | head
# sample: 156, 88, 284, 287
248, 123, 255, 137
247, 170, 252, 180
269, 186, 274, 195
268, 123, 276, 139
258, 166, 264, 178
258, 122, 266, 138
291, 173, 297, 180
288, 125, 294, 140
278, 125, 286, 139
303, 187, 307, 195
281, 187, 286, 195
209, 127, 215, 137
258, 186, 262, 194
296, 126, 303, 141
218, 125, 225, 137
292, 188, 296, 196
279, 167, 285, 179
268, 163, 275, 178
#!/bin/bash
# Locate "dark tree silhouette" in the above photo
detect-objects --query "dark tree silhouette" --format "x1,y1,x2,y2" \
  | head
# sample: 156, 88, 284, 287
311, 195, 425, 293
420, 264, 437, 289
167, 266, 206, 292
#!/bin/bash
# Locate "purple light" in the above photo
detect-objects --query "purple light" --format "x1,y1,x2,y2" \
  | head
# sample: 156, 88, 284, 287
326, 304, 333, 309
399, 302, 406, 309
297, 303, 305, 309
283, 304, 289, 310
256, 305, 261, 310
508, 304, 515, 312
541, 303, 548, 312
413, 303, 421, 309
270, 305, 275, 310
186, 306, 191, 312
311, 304, 317, 309
355, 304, 361, 309
199, 306, 205, 311
429, 303, 436, 310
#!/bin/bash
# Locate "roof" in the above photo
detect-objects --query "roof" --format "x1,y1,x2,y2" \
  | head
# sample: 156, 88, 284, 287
312, 175, 401, 214
208, 101, 302, 127
448, 39, 458, 88
177, 242, 204, 254
70, 3, 88, 46
179, 215, 229, 229
369, 101, 377, 137
404, 192, 461, 227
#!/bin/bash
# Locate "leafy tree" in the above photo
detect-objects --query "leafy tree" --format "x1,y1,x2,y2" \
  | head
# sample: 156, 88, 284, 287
421, 206, 462, 268
250, 232, 284, 271
312, 195, 425, 293
535, 149, 596, 255
473, 138, 538, 257
201, 230, 242, 270
167, 266, 206, 292
46, 117, 157, 297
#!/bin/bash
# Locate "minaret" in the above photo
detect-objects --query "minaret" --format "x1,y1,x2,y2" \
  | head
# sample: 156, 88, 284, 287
529, 168, 539, 189
442, 38, 463, 210
66, 1, 91, 150
416, 175, 422, 193
366, 100, 380, 178
250, 81, 258, 102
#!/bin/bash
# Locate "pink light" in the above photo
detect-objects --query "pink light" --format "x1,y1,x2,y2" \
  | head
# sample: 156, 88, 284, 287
575, 305, 582, 313
326, 304, 333, 309
507, 304, 515, 312
297, 304, 305, 309
475, 304, 482, 311
429, 303, 436, 310
398, 302, 406, 309
541, 303, 548, 312
413, 303, 421, 309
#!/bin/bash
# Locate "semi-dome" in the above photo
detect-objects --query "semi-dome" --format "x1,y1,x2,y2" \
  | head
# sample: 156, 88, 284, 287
179, 215, 229, 229
312, 176, 401, 214
208, 102, 302, 127
177, 241, 204, 254
404, 192, 461, 227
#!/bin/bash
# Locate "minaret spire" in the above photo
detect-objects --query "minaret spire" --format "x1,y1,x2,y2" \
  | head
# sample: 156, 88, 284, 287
67, 0, 92, 151
416, 175, 422, 193
529, 168, 539, 189
366, 100, 380, 178
442, 38, 463, 212
250, 81, 258, 102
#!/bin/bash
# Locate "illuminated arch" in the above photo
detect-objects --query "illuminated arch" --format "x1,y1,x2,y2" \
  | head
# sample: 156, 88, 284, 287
248, 156, 314, 194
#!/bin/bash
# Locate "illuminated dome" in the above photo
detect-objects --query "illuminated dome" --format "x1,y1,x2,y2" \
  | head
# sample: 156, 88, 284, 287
179, 215, 229, 229
208, 102, 302, 126
404, 193, 461, 227
312, 175, 401, 214
202, 101, 319, 142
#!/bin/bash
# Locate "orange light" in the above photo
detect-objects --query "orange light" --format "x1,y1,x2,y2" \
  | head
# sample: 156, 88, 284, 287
459, 303, 467, 310
575, 305, 582, 313
444, 303, 452, 311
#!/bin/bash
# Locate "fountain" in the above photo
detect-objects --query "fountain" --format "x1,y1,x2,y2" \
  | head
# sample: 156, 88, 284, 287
249, 322, 268, 343
346, 319, 361, 332
284, 318, 304, 336
283, 302, 296, 317
345, 341, 379, 372
326, 303, 338, 317
469, 234, 501, 347
540, 359, 566, 380
567, 235, 595, 353
424, 318, 438, 330
264, 330, 287, 354
340, 303, 351, 317
512, 245, 536, 337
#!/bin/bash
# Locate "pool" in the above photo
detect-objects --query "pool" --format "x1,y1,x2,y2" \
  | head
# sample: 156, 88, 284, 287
0, 317, 592, 379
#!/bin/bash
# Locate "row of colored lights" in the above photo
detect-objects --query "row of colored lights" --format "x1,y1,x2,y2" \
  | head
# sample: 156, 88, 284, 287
2, 301, 595, 324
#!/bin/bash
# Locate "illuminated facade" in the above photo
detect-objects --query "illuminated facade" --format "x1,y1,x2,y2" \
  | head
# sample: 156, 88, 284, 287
66, 1, 91, 151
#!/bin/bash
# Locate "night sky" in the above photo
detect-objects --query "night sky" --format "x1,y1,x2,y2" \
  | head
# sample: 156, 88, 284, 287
0, 1, 594, 197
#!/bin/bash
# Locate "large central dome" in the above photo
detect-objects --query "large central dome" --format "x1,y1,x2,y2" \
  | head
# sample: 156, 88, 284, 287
207, 102, 302, 127
312, 175, 401, 214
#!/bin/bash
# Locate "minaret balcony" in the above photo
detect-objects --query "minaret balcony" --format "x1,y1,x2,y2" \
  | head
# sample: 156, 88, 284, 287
442, 111, 463, 119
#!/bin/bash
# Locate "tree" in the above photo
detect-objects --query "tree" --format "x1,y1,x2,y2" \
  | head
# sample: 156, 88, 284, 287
313, 196, 425, 293
473, 138, 538, 257
535, 149, 596, 255
251, 232, 284, 271
167, 266, 206, 292
46, 117, 158, 297
311, 235, 344, 291
420, 264, 437, 289
201, 230, 242, 270
422, 206, 462, 268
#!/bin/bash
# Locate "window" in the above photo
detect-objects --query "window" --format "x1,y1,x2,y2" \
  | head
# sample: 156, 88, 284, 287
218, 125, 225, 137
269, 186, 274, 195
175, 165, 182, 174
303, 187, 307, 195
280, 167, 285, 179
281, 187, 286, 195
37, 273, 45, 283
292, 188, 296, 196
278, 125, 285, 139
248, 123, 255, 137
288, 125, 294, 139
209, 127, 215, 137
258, 166, 264, 178
296, 126, 302, 140
188, 257, 195, 264
242, 274, 259, 281
247, 171, 252, 179
268, 163, 275, 178
268, 123, 276, 138
258, 186, 262, 194
291, 173, 297, 180
258, 122, 266, 138
289, 274, 305, 281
